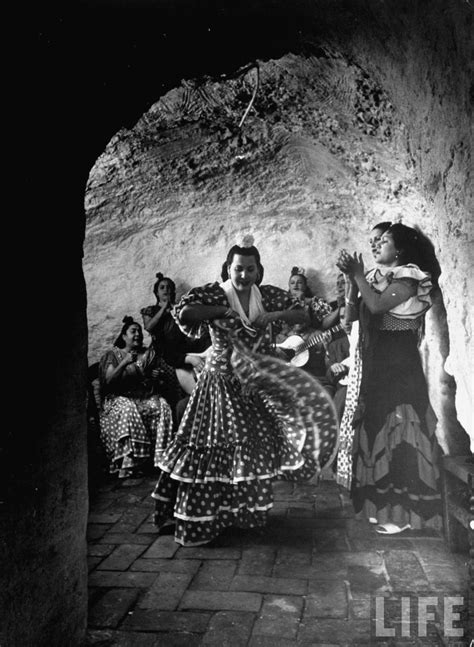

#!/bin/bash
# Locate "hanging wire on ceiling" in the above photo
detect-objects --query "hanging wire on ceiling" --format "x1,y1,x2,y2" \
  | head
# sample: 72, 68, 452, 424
219, 62, 260, 129
238, 64, 260, 128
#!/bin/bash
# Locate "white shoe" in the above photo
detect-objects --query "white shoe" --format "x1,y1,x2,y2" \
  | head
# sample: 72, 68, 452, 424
375, 523, 411, 535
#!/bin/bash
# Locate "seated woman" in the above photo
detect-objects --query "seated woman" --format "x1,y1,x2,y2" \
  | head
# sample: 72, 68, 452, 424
288, 266, 339, 330
276, 267, 343, 395
276, 318, 336, 397
99, 316, 174, 479
141, 273, 211, 405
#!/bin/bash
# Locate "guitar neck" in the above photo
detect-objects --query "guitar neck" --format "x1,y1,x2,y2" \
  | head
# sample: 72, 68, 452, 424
297, 323, 344, 354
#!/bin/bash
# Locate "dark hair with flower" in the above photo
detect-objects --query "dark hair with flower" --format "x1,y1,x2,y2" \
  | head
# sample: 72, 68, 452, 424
114, 316, 143, 348
153, 272, 176, 304
220, 234, 264, 284
288, 266, 312, 298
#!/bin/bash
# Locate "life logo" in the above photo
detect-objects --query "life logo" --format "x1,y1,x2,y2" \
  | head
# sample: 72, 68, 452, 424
372, 595, 466, 639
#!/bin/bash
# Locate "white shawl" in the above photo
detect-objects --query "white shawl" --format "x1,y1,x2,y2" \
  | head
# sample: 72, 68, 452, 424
219, 279, 265, 328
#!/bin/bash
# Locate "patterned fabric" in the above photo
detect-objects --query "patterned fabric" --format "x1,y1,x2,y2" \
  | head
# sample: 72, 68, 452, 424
99, 347, 174, 476
336, 264, 442, 529
305, 296, 332, 328
100, 395, 173, 475
336, 340, 363, 489
351, 330, 442, 530
152, 283, 339, 546
336, 264, 433, 491
379, 313, 421, 331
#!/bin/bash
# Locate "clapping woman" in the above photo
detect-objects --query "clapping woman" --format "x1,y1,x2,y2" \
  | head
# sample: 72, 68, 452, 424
99, 317, 174, 478
336, 223, 442, 534
336, 221, 392, 487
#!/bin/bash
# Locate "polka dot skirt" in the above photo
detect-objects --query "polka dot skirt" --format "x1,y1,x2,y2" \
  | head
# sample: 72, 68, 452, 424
152, 283, 339, 545
100, 395, 173, 475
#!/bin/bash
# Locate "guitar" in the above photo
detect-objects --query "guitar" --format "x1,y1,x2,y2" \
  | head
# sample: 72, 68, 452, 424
276, 323, 345, 367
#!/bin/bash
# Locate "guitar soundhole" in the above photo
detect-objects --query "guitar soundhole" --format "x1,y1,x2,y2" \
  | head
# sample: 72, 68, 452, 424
279, 347, 295, 361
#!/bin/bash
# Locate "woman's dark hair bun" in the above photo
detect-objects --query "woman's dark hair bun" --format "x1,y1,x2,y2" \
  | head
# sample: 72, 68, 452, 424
291, 266, 299, 275
122, 315, 134, 325
155, 272, 164, 281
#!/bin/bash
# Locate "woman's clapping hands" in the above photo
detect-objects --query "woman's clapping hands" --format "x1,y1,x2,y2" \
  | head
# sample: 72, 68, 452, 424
336, 249, 365, 279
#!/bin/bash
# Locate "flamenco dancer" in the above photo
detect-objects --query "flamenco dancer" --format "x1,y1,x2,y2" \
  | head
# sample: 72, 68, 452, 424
152, 235, 339, 546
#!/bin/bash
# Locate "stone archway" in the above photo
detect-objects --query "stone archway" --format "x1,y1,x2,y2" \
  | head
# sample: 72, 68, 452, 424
84, 46, 471, 456
8, 2, 472, 645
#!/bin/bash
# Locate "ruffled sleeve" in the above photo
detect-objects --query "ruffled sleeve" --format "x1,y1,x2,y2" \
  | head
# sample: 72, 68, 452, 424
260, 285, 300, 311
260, 285, 304, 335
172, 282, 226, 338
307, 296, 332, 327
371, 264, 433, 319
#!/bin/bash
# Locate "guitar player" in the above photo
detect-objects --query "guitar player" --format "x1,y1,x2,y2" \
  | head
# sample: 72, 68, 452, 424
276, 270, 350, 403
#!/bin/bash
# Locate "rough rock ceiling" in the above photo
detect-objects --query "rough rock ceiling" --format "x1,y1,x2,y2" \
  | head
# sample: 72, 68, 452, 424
86, 52, 423, 246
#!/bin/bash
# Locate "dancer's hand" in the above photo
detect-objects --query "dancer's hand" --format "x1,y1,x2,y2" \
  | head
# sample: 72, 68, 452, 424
185, 354, 206, 372
253, 312, 276, 329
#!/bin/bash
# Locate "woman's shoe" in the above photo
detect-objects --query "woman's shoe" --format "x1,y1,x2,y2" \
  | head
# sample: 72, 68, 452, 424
155, 517, 176, 535
375, 523, 411, 535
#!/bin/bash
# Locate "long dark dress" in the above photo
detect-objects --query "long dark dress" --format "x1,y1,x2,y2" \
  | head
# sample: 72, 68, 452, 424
350, 264, 442, 529
152, 282, 339, 546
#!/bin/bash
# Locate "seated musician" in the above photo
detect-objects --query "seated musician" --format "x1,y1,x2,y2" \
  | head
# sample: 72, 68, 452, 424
287, 266, 339, 330
276, 267, 344, 397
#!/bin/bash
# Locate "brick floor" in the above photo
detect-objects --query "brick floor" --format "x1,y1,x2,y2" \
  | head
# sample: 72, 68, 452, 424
85, 475, 470, 646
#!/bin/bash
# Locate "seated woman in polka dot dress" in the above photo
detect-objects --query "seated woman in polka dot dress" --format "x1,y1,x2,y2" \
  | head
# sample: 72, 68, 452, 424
151, 236, 339, 546
99, 317, 174, 479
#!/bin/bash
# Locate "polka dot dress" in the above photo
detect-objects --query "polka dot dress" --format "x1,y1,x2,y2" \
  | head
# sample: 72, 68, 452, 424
100, 395, 173, 474
99, 348, 174, 476
152, 283, 339, 545
336, 342, 363, 490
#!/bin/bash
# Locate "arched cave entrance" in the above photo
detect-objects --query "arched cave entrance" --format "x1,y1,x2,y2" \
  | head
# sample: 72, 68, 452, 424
7, 2, 472, 645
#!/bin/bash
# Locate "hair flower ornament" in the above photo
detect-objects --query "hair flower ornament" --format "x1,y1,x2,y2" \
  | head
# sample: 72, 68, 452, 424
291, 266, 306, 276
239, 234, 255, 248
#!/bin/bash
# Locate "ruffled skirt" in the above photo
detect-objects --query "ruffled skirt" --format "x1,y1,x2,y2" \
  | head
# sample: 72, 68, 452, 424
152, 342, 339, 545
100, 395, 173, 476
351, 330, 442, 529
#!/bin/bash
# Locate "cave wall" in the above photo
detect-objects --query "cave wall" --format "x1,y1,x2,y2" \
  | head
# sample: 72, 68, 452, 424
15, 2, 472, 645
85, 3, 473, 454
